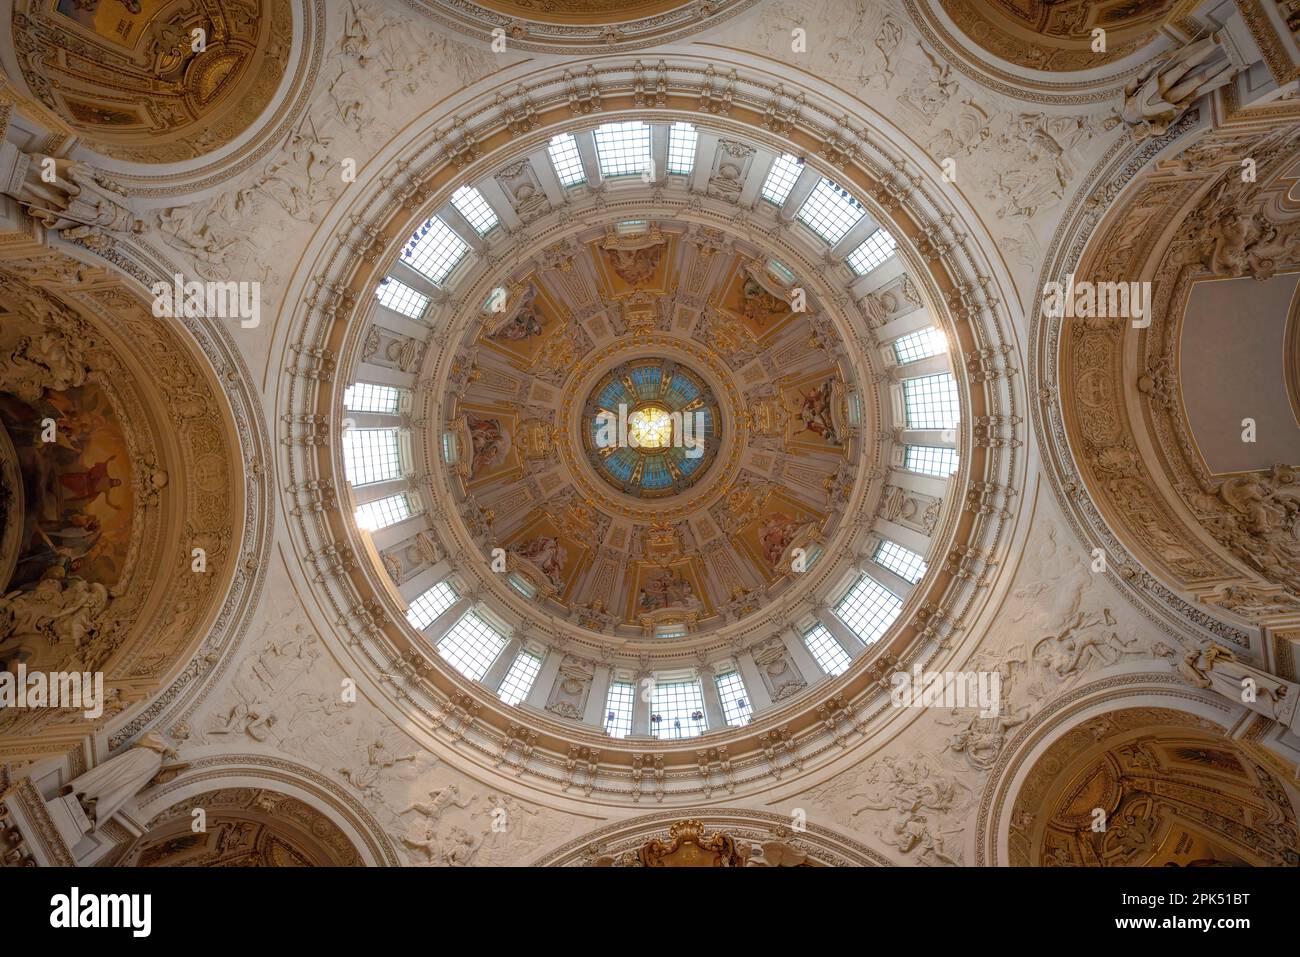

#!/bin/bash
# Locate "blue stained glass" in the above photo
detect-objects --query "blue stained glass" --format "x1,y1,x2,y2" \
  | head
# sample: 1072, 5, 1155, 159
664, 376, 700, 405
583, 359, 722, 500
597, 382, 626, 408
641, 456, 671, 488
602, 448, 636, 481
631, 365, 662, 400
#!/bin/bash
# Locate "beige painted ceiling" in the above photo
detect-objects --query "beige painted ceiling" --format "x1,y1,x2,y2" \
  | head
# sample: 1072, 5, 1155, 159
1179, 272, 1300, 474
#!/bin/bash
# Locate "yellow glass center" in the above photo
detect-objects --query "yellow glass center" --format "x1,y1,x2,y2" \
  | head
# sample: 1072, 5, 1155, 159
627, 404, 673, 450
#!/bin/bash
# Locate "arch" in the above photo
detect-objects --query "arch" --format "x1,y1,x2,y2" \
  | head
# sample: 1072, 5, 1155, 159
404, 0, 760, 54
124, 752, 400, 866
977, 668, 1300, 865
533, 806, 891, 866
0, 254, 254, 760
1032, 109, 1300, 651
990, 698, 1299, 866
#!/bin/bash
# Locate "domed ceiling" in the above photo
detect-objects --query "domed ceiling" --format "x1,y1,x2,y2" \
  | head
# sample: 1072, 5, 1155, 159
405, 0, 756, 52
115, 788, 362, 867
450, 217, 858, 635
1046, 126, 1300, 625
471, 0, 697, 23
279, 70, 1016, 799
11, 0, 291, 163
941, 0, 1190, 71
1008, 709, 1299, 866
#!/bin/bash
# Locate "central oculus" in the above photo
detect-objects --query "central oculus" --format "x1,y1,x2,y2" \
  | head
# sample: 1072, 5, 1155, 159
626, 404, 674, 450
582, 359, 721, 499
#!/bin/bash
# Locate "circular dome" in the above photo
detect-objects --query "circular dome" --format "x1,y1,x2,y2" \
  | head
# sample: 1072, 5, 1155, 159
277, 61, 1023, 801
439, 220, 867, 639
939, 0, 1180, 71
581, 359, 721, 499
402, 0, 757, 53
10, 0, 293, 164
471, 0, 697, 24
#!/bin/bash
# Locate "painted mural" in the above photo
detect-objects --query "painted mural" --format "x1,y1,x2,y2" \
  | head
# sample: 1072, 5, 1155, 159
0, 382, 134, 593
729, 488, 823, 574
604, 243, 663, 286
456, 403, 524, 490
632, 564, 704, 616
480, 283, 565, 368
777, 370, 846, 454
55, 0, 176, 50
502, 507, 596, 602
593, 234, 673, 296
718, 264, 796, 339
794, 378, 840, 445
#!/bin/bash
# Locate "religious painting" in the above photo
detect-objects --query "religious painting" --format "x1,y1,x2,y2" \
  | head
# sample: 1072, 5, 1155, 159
479, 282, 566, 368
63, 97, 147, 128
54, 0, 176, 50
512, 535, 567, 589
730, 489, 824, 575
503, 511, 591, 601
0, 382, 135, 593
592, 231, 673, 297
717, 262, 795, 339
795, 378, 839, 444
488, 300, 543, 344
778, 370, 846, 454
461, 409, 519, 484
605, 244, 663, 286
757, 513, 806, 566
628, 561, 708, 621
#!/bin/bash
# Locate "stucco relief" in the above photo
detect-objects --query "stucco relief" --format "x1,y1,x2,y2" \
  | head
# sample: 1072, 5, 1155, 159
805, 750, 973, 865
151, 0, 506, 299
0, 267, 242, 747
802, 513, 1176, 864
750, 0, 1125, 295
1058, 127, 1300, 624
751, 0, 908, 92
178, 559, 581, 866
